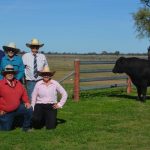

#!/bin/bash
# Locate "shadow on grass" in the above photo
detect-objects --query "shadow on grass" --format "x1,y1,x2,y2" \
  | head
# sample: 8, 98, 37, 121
80, 88, 150, 101
108, 94, 150, 101
12, 117, 66, 130
56, 118, 66, 125
108, 94, 137, 100
80, 88, 125, 99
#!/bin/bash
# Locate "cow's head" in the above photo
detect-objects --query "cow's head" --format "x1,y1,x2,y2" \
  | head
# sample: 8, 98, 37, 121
112, 57, 126, 73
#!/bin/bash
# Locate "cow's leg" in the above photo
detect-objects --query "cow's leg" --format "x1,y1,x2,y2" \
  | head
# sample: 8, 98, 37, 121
141, 86, 147, 102
137, 87, 142, 100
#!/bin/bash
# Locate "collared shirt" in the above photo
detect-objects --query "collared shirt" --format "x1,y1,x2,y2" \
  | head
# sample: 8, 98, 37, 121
22, 52, 48, 81
0, 50, 4, 62
0, 55, 25, 80
31, 79, 68, 109
0, 78, 30, 112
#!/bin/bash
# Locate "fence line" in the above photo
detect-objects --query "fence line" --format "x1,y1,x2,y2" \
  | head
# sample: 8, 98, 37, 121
80, 61, 115, 65
59, 71, 74, 83
80, 68, 112, 73
80, 83, 127, 91
73, 59, 132, 101
80, 76, 127, 82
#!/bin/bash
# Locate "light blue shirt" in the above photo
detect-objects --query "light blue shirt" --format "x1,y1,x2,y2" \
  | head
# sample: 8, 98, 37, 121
0, 55, 25, 80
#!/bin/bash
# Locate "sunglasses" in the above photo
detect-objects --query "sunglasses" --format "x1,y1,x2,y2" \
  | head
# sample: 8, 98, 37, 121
30, 45, 40, 49
7, 50, 15, 53
43, 76, 51, 78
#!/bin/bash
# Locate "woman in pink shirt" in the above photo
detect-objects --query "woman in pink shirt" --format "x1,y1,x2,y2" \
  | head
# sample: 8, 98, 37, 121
31, 67, 68, 129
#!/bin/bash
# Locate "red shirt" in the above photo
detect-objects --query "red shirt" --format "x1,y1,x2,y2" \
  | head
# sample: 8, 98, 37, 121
0, 78, 30, 112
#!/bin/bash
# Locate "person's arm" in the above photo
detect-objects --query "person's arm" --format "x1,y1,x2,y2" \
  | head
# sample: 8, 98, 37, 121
0, 58, 5, 80
53, 81, 68, 109
16, 57, 25, 80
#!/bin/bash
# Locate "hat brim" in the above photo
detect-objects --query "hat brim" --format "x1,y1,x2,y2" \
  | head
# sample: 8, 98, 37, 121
2, 71, 18, 76
38, 71, 55, 77
26, 43, 44, 48
3, 46, 20, 53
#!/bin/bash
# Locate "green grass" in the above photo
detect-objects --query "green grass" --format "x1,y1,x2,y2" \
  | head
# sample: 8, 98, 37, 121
1, 88, 150, 150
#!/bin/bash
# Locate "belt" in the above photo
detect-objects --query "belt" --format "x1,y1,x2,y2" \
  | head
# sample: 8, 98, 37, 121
26, 79, 41, 82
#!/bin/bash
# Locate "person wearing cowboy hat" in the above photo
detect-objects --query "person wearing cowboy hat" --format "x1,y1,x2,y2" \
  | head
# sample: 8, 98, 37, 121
0, 49, 4, 62
22, 38, 49, 100
0, 65, 32, 131
31, 66, 68, 129
0, 42, 25, 82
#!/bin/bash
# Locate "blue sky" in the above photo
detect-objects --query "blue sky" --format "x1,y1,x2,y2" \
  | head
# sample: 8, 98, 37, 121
0, 0, 149, 53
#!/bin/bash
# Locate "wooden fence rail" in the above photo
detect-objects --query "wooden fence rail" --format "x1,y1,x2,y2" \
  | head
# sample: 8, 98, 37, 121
73, 59, 132, 101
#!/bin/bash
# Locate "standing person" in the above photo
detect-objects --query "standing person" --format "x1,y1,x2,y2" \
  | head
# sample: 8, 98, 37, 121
0, 49, 5, 62
0, 65, 32, 131
22, 38, 49, 100
0, 42, 24, 81
31, 66, 68, 129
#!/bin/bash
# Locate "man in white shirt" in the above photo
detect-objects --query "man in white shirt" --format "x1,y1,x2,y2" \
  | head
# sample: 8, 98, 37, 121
22, 38, 49, 100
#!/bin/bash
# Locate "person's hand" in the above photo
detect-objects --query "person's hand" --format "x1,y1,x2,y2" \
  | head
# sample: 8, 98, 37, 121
25, 103, 31, 109
53, 103, 59, 109
0, 110, 6, 116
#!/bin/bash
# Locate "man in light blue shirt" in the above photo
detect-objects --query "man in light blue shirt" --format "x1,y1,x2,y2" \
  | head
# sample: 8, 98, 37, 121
0, 42, 24, 81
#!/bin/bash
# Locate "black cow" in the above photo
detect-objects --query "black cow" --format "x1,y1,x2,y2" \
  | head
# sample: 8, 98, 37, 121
112, 57, 150, 102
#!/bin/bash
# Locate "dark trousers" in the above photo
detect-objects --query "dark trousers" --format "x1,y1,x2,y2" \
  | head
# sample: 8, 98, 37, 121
32, 104, 57, 129
0, 104, 33, 131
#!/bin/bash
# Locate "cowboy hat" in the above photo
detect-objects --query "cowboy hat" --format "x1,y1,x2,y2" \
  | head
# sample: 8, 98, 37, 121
26, 38, 44, 48
3, 42, 20, 53
38, 66, 55, 77
1, 65, 18, 75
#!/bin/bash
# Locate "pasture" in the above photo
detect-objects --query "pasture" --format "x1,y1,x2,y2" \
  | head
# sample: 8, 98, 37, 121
0, 54, 150, 150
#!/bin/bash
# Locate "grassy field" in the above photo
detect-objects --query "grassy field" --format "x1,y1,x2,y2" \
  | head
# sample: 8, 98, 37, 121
0, 88, 150, 150
1, 54, 150, 150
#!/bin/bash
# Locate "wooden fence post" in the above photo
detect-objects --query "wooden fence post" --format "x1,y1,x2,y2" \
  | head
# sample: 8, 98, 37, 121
127, 76, 132, 94
74, 59, 80, 101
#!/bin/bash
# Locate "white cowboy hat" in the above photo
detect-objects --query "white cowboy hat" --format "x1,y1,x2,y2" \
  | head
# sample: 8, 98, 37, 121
38, 66, 55, 77
26, 38, 44, 48
3, 42, 20, 53
1, 64, 18, 75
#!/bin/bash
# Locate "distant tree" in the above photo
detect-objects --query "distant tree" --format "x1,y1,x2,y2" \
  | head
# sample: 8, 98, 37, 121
101, 51, 108, 55
114, 51, 120, 55
133, 0, 150, 38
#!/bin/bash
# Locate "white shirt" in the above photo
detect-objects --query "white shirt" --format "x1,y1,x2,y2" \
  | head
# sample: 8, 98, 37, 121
22, 52, 49, 81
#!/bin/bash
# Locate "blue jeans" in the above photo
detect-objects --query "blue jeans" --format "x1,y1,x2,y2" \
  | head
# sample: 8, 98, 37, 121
0, 104, 33, 131
26, 81, 37, 101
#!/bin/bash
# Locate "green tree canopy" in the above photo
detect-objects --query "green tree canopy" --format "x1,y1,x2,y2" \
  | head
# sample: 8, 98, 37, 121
133, 0, 150, 38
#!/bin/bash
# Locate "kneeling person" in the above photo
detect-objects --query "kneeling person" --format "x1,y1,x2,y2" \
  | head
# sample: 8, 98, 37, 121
0, 65, 32, 131
31, 67, 68, 129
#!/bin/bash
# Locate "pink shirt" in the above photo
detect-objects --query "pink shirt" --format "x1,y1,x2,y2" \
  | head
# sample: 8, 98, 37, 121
31, 79, 68, 109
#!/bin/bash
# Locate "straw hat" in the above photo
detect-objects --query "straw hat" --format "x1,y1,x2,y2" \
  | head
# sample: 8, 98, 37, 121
1, 65, 18, 75
26, 38, 44, 48
38, 66, 55, 77
3, 42, 20, 53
